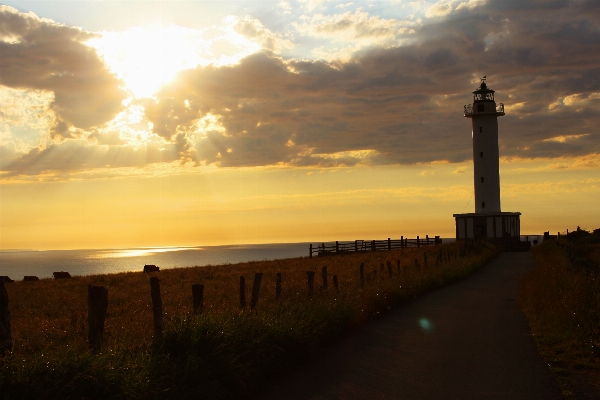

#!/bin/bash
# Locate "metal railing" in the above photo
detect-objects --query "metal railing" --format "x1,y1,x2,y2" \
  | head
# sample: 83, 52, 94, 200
463, 103, 504, 115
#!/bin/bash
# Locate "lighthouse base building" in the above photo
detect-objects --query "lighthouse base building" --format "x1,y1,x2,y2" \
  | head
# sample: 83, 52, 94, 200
453, 212, 520, 240
454, 79, 521, 242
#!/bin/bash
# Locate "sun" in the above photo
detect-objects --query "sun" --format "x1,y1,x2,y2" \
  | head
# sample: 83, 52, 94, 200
87, 23, 261, 99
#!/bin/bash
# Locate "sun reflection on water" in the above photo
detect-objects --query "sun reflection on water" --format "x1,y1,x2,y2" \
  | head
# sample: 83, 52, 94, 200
90, 247, 201, 259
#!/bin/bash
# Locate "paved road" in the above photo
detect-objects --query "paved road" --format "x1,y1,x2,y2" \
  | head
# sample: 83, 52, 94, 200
257, 252, 561, 400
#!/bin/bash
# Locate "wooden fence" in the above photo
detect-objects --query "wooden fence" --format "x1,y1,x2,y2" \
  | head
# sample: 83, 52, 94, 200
309, 235, 442, 258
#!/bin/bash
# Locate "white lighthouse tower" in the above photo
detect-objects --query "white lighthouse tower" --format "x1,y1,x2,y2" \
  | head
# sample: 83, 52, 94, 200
453, 78, 521, 241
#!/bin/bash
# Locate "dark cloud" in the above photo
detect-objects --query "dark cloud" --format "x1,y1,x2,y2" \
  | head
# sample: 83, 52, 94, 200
0, 6, 126, 137
0, 140, 180, 178
139, 0, 600, 167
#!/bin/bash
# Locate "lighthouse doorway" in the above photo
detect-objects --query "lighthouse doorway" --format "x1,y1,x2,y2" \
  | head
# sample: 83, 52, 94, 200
474, 216, 487, 240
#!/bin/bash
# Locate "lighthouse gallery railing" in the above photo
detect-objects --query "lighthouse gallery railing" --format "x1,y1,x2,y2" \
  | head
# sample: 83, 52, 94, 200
463, 103, 504, 115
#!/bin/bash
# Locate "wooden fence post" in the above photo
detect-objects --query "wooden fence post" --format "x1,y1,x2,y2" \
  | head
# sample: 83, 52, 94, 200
251, 273, 263, 311
88, 285, 108, 352
0, 279, 13, 354
401, 236, 404, 248
388, 238, 391, 251
355, 240, 358, 253
321, 266, 328, 290
335, 241, 339, 254
150, 277, 163, 340
387, 261, 393, 278
309, 244, 313, 259
192, 284, 204, 314
371, 240, 376, 252
424, 252, 428, 268
426, 235, 429, 245
333, 275, 339, 292
276, 273, 282, 300
240, 276, 246, 309
360, 263, 365, 284
307, 271, 315, 296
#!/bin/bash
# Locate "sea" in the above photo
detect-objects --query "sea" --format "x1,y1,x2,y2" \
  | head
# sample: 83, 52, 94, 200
0, 243, 310, 280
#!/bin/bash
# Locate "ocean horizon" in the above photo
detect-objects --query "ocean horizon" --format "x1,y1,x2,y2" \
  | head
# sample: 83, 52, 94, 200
0, 242, 313, 280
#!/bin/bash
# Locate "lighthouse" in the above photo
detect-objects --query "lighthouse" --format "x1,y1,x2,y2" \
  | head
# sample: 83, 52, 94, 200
453, 78, 521, 241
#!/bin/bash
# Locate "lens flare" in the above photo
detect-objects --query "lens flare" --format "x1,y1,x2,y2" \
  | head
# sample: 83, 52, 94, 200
419, 317, 433, 332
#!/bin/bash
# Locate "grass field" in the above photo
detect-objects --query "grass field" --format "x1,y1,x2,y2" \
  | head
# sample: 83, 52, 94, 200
519, 229, 600, 399
1, 240, 498, 399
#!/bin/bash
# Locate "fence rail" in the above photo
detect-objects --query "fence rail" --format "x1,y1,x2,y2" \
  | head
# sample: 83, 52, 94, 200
309, 235, 441, 258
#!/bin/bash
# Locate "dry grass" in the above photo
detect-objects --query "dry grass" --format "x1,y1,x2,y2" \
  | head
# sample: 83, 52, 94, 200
6, 244, 464, 355
1, 241, 497, 399
519, 237, 600, 398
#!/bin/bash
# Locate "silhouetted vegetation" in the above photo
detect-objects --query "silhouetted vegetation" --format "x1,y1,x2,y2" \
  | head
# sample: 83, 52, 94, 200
519, 227, 600, 399
1, 241, 498, 399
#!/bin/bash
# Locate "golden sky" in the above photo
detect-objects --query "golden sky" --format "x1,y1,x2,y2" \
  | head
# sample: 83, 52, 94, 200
1, 1, 599, 250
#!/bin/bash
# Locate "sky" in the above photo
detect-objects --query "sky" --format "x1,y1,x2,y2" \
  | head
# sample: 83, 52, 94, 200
0, 0, 599, 250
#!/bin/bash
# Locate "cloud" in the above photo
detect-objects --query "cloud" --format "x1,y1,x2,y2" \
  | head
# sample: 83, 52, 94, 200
0, 86, 55, 150
142, 51, 472, 168
0, 6, 126, 138
0, 139, 180, 178
230, 15, 295, 53
299, 0, 330, 12
503, 154, 600, 171
279, 1, 293, 14
140, 0, 599, 169
2, 0, 600, 178
425, 0, 484, 18
293, 10, 416, 59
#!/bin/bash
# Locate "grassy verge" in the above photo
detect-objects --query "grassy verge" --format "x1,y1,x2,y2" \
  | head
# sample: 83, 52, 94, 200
518, 229, 600, 399
1, 240, 498, 399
